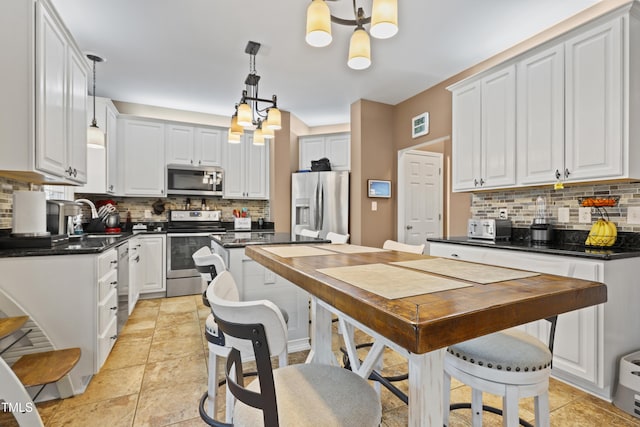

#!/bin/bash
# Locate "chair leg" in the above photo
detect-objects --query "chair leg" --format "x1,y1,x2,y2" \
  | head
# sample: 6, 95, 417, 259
502, 385, 520, 427
443, 370, 452, 426
534, 392, 550, 427
471, 388, 483, 427
207, 349, 218, 418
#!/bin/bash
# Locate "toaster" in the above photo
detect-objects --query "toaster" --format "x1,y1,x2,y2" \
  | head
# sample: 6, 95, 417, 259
468, 219, 512, 241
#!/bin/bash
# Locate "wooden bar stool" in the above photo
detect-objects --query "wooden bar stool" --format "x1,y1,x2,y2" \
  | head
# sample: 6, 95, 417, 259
0, 316, 30, 356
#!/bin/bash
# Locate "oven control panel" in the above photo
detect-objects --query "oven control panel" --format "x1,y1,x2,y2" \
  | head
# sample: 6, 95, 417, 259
170, 210, 221, 222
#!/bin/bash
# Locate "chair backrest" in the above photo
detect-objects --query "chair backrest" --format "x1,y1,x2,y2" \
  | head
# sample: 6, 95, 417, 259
383, 239, 425, 254
192, 246, 226, 283
0, 357, 44, 426
326, 231, 350, 244
206, 271, 287, 357
299, 228, 320, 238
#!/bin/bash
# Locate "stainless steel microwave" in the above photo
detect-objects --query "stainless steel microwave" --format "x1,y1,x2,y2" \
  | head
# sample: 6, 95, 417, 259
166, 165, 224, 196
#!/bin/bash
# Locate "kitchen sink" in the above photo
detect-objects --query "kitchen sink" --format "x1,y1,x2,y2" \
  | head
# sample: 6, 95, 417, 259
84, 233, 123, 239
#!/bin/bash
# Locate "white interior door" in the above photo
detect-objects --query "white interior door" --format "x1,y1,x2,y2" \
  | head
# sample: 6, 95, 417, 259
400, 151, 443, 247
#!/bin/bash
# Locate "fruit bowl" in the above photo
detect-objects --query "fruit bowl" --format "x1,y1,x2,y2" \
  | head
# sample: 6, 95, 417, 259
579, 196, 619, 207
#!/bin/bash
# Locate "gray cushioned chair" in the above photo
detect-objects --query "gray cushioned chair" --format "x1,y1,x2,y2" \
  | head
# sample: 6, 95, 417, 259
200, 270, 382, 427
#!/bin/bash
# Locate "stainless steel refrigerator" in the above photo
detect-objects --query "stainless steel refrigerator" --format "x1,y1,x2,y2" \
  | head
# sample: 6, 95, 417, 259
291, 171, 349, 239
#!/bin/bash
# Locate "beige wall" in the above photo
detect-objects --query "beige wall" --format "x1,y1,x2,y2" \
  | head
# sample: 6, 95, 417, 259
350, 100, 395, 247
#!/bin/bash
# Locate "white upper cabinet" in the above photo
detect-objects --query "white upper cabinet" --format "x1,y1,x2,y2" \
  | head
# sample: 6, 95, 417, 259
517, 44, 565, 186
119, 117, 166, 196
0, 0, 89, 184
452, 5, 640, 191
77, 97, 119, 194
299, 133, 350, 171
223, 133, 269, 200
166, 124, 222, 167
451, 65, 515, 191
564, 17, 623, 182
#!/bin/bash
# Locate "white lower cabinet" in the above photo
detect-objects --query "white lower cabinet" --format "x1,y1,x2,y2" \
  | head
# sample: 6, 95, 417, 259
429, 242, 640, 400
212, 243, 310, 353
128, 237, 142, 314
0, 248, 120, 396
138, 234, 166, 296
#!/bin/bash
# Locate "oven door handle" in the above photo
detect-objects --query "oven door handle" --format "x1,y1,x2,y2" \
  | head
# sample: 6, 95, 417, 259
167, 232, 217, 237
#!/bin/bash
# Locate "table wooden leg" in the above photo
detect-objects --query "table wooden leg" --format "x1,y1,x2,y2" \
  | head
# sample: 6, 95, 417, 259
306, 296, 338, 366
408, 349, 444, 427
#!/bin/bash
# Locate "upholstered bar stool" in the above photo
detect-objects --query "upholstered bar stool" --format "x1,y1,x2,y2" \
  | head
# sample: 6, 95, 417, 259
444, 317, 558, 427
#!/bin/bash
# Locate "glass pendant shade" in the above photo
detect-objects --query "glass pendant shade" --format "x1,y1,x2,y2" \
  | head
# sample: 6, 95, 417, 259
87, 123, 104, 148
265, 108, 282, 130
306, 0, 332, 47
228, 129, 241, 144
230, 114, 244, 135
370, 0, 398, 39
237, 103, 253, 127
348, 28, 371, 70
253, 129, 265, 146
261, 125, 274, 139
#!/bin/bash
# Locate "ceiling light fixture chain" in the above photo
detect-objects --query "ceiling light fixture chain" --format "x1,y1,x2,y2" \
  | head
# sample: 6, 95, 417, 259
229, 41, 281, 145
305, 0, 398, 70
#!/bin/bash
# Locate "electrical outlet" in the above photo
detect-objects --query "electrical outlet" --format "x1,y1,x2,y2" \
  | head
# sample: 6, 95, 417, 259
499, 209, 508, 219
558, 207, 570, 223
628, 206, 640, 225
371, 201, 377, 211
578, 207, 592, 223
144, 209, 152, 219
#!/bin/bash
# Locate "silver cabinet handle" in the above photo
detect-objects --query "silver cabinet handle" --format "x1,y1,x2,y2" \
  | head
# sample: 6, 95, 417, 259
110, 335, 118, 340
555, 169, 561, 180
110, 306, 117, 311
564, 168, 570, 178
406, 225, 413, 230
451, 253, 459, 258
479, 178, 485, 186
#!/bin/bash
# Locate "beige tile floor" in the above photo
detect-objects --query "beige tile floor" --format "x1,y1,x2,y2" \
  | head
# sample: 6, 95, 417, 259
2, 295, 639, 426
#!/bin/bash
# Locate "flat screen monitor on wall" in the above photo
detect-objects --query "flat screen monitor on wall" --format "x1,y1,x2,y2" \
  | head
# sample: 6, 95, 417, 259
368, 180, 391, 198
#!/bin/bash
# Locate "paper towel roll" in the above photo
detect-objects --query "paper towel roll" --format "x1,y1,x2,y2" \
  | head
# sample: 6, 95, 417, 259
12, 191, 49, 236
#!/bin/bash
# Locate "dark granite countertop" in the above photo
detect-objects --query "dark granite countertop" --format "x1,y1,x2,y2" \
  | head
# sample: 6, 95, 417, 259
0, 232, 134, 258
212, 232, 330, 248
428, 236, 640, 260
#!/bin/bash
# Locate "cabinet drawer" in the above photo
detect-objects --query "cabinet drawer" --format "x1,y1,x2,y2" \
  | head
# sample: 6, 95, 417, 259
98, 269, 118, 302
98, 249, 118, 277
98, 289, 118, 333
97, 316, 118, 369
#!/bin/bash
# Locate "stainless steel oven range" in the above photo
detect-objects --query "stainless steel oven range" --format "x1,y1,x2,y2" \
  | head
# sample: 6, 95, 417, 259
166, 210, 226, 297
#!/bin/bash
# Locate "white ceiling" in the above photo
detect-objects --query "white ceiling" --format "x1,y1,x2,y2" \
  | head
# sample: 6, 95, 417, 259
51, 0, 600, 127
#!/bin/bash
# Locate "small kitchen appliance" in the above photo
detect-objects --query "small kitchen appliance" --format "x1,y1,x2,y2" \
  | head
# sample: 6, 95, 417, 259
530, 196, 553, 244
467, 219, 512, 241
46, 199, 82, 236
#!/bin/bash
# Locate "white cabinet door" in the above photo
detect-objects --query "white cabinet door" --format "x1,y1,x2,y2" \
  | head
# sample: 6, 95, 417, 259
128, 238, 142, 314
517, 44, 565, 186
121, 118, 166, 196
35, 1, 67, 178
325, 134, 350, 171
223, 137, 245, 198
245, 135, 269, 199
105, 102, 119, 194
67, 47, 88, 184
451, 81, 482, 191
299, 137, 325, 171
223, 133, 269, 199
481, 65, 516, 189
139, 235, 166, 294
195, 127, 222, 167
565, 17, 623, 182
166, 124, 195, 166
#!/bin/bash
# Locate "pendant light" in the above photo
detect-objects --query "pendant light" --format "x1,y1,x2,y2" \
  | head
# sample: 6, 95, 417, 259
253, 128, 265, 146
347, 26, 371, 70
86, 54, 105, 148
228, 129, 241, 144
304, 0, 398, 70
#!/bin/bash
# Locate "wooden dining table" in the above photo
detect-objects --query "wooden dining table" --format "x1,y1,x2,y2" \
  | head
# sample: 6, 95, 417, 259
245, 244, 607, 426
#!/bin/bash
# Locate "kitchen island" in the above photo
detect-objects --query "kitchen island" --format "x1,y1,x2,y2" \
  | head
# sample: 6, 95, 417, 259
245, 243, 607, 426
211, 232, 329, 352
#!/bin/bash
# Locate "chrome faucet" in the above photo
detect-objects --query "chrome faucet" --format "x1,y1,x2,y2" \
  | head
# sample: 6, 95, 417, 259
74, 199, 98, 219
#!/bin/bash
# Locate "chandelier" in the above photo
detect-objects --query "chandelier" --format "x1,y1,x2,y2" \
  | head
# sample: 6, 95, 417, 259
305, 0, 398, 70
229, 41, 281, 145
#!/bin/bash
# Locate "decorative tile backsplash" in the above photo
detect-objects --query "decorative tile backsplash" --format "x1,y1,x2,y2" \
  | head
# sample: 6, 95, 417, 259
0, 175, 269, 229
471, 182, 640, 232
